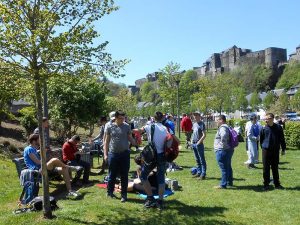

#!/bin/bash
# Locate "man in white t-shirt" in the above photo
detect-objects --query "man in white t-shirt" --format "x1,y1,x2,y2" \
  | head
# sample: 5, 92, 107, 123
134, 111, 171, 210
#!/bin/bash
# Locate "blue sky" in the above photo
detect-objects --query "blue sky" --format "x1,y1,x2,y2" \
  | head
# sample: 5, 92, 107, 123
97, 0, 300, 86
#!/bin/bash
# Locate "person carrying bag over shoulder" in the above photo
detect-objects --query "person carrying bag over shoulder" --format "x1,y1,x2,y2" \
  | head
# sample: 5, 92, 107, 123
133, 111, 169, 210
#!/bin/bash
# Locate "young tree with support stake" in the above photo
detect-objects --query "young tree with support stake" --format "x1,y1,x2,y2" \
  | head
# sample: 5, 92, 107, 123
0, 0, 127, 218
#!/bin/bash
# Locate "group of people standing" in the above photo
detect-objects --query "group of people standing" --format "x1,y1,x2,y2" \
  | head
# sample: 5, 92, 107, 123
22, 109, 287, 211
181, 112, 286, 191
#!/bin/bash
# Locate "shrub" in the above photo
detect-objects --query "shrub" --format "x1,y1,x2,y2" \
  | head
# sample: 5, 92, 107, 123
7, 144, 19, 153
228, 119, 247, 135
284, 122, 300, 149
19, 107, 37, 135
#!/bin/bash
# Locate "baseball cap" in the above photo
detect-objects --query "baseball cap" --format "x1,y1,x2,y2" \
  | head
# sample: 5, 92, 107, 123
249, 114, 257, 120
109, 111, 115, 120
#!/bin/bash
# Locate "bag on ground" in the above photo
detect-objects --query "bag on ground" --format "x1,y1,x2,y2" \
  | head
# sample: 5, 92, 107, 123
29, 196, 58, 211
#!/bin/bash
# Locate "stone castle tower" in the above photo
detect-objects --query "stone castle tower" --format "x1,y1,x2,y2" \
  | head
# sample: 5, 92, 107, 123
195, 45, 287, 76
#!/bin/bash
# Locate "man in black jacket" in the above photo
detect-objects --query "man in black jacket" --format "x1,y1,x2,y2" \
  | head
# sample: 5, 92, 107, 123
260, 113, 286, 191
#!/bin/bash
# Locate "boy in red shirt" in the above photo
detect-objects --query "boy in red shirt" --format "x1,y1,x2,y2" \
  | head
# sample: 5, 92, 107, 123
62, 135, 91, 184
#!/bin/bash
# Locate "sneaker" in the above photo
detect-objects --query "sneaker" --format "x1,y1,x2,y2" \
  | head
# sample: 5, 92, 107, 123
199, 175, 206, 180
121, 197, 127, 203
67, 190, 79, 197
144, 196, 156, 208
68, 166, 83, 172
247, 164, 257, 169
275, 185, 284, 190
227, 183, 233, 187
263, 186, 270, 191
214, 185, 226, 189
156, 199, 163, 210
192, 174, 200, 178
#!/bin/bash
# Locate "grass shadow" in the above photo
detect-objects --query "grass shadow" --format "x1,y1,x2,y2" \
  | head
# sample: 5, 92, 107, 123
59, 199, 233, 225
205, 177, 246, 181
278, 161, 290, 165
278, 167, 295, 171
285, 186, 300, 191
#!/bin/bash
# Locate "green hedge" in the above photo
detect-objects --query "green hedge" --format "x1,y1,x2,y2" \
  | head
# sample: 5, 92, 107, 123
228, 119, 248, 135
19, 107, 37, 135
284, 122, 300, 149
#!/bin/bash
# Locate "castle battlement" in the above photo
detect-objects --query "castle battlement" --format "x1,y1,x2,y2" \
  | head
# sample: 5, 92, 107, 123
196, 46, 287, 76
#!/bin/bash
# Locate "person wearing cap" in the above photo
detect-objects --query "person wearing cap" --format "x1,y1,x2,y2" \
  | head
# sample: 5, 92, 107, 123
191, 111, 207, 180
62, 135, 91, 184
244, 114, 262, 167
246, 115, 260, 168
103, 110, 137, 203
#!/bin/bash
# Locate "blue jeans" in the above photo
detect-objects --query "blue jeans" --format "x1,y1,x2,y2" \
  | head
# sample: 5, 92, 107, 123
107, 150, 130, 198
141, 153, 166, 185
192, 143, 207, 176
215, 149, 234, 187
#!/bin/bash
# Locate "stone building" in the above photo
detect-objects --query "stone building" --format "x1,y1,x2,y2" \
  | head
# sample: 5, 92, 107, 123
135, 78, 147, 88
289, 45, 300, 62
196, 45, 287, 76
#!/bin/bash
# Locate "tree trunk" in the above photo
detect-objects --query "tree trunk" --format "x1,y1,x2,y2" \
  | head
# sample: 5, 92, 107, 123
43, 78, 50, 148
35, 78, 52, 218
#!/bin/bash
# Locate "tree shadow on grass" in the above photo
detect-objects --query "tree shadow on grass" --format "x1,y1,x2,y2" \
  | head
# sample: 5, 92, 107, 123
278, 167, 294, 171
205, 177, 246, 181
278, 161, 290, 165
59, 199, 237, 225
229, 184, 265, 192
285, 186, 300, 191
224, 184, 300, 192
50, 181, 95, 201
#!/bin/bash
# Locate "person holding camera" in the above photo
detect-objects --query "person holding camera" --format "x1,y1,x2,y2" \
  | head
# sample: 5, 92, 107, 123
62, 135, 91, 185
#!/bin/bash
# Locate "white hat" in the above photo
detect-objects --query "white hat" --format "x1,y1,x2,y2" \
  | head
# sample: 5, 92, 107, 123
109, 111, 115, 120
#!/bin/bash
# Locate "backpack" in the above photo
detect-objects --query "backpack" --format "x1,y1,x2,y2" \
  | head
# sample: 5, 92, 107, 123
29, 196, 58, 211
19, 169, 40, 205
141, 125, 157, 165
164, 133, 179, 162
223, 126, 239, 148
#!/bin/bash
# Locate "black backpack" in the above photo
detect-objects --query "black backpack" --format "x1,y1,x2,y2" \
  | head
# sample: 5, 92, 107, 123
30, 196, 59, 211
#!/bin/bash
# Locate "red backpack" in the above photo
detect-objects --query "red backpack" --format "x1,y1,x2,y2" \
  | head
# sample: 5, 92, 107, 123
164, 133, 179, 162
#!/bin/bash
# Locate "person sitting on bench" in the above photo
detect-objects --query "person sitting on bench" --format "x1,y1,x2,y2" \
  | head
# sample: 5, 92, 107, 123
23, 134, 78, 197
62, 135, 91, 185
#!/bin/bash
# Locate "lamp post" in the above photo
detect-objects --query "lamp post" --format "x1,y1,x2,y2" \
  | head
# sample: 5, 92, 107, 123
175, 79, 181, 139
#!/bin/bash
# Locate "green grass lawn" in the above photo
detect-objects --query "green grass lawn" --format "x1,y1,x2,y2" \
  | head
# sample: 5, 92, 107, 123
0, 129, 299, 225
